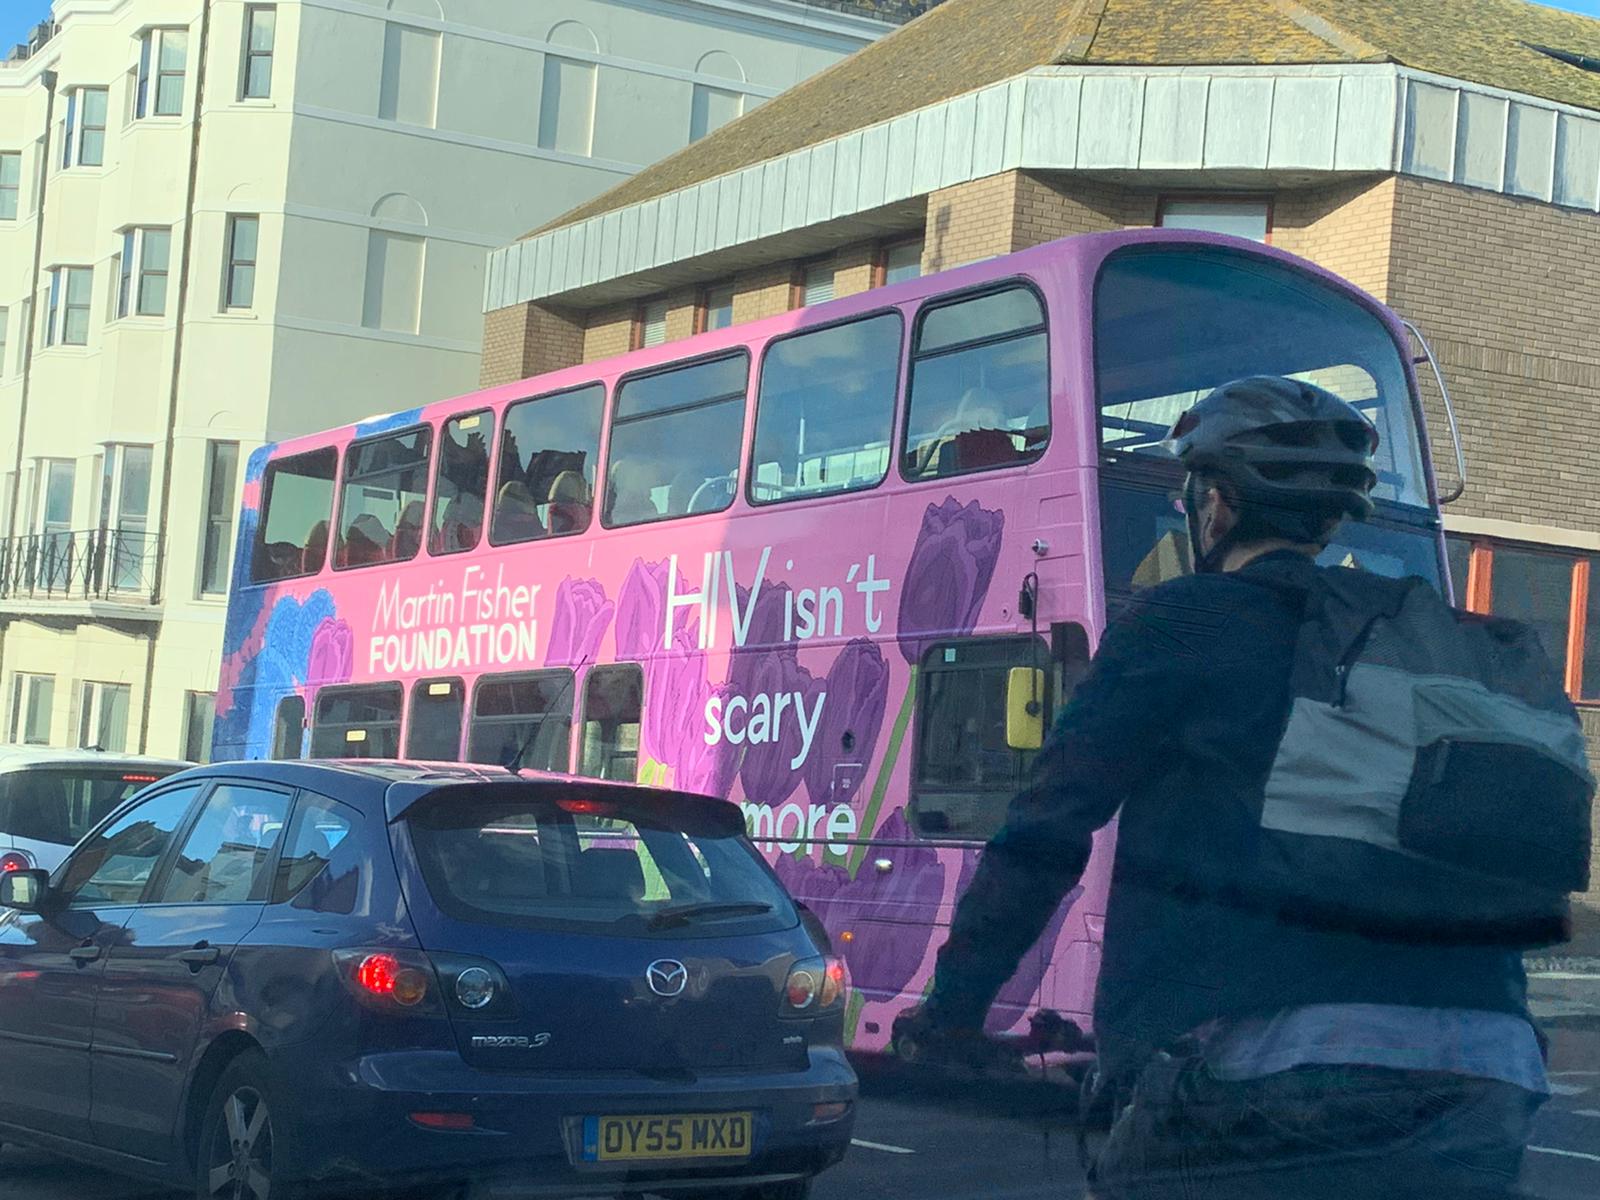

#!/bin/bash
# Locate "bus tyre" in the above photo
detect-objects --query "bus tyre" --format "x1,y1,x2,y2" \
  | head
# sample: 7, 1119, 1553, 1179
195, 1050, 304, 1200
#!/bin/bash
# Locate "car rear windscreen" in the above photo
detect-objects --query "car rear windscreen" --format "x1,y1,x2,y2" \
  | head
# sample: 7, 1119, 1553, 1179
0, 767, 176, 848
405, 792, 797, 938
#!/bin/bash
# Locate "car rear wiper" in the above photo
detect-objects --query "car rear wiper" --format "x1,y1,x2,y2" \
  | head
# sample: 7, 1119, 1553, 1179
645, 901, 774, 930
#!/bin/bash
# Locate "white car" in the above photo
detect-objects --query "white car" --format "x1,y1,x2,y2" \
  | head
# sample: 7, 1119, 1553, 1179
0, 745, 190, 874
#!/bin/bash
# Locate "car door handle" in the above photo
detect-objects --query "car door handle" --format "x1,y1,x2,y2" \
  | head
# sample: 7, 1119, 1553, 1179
69, 945, 102, 966
178, 945, 221, 970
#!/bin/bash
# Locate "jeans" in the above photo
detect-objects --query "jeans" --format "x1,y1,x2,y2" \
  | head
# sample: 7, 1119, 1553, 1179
1088, 1055, 1546, 1199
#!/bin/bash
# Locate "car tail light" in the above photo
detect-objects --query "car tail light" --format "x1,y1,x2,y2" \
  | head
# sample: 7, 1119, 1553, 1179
427, 951, 515, 1018
784, 955, 846, 1013
333, 948, 439, 1013
410, 1111, 476, 1131
0, 851, 33, 873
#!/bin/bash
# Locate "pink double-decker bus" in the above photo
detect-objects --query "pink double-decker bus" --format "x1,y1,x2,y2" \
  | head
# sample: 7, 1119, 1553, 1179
214, 229, 1454, 1051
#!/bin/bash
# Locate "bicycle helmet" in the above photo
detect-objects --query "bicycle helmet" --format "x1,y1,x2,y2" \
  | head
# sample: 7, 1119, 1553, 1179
1166, 376, 1379, 572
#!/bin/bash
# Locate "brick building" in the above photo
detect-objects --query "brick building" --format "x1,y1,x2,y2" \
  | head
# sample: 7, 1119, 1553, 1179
476, 0, 1600, 913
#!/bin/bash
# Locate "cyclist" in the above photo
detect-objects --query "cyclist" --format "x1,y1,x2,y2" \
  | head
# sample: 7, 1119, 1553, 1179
898, 376, 1551, 1199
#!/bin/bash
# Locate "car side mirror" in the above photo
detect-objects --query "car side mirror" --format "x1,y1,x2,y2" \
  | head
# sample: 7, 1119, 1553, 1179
1005, 667, 1046, 751
0, 869, 51, 912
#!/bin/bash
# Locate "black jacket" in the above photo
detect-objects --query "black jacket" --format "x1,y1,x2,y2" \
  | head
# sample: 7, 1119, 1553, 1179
928, 551, 1531, 1079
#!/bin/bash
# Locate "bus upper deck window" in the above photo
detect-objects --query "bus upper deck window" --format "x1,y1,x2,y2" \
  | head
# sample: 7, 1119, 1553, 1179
252, 447, 338, 582
604, 353, 748, 528
491, 383, 603, 546
750, 313, 902, 505
334, 426, 432, 570
902, 285, 1048, 483
430, 411, 493, 556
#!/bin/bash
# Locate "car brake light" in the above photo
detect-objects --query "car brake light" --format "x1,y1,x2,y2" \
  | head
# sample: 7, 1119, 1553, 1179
558, 798, 612, 815
121, 773, 160, 783
334, 948, 437, 1012
0, 852, 31, 873
410, 1112, 476, 1131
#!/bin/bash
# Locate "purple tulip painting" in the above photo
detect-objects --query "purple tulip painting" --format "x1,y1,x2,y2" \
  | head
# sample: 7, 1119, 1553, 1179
804, 638, 889, 807
897, 497, 1006, 666
545, 577, 614, 668
304, 617, 354, 712
615, 558, 670, 662
773, 811, 945, 1001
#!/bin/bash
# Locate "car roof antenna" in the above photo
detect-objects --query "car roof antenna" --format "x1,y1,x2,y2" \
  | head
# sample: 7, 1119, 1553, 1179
503, 652, 593, 775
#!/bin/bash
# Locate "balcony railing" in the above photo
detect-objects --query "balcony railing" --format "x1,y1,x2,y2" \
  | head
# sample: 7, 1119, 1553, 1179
0, 529, 163, 604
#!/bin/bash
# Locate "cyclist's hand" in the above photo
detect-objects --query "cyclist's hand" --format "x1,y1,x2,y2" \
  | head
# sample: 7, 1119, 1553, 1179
892, 1004, 1007, 1070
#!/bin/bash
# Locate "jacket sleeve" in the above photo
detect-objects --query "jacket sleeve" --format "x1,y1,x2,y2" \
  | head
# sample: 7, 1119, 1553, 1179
925, 593, 1202, 1028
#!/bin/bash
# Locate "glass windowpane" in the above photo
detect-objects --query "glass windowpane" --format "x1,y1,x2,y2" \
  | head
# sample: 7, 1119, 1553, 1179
1490, 549, 1575, 673
492, 384, 603, 545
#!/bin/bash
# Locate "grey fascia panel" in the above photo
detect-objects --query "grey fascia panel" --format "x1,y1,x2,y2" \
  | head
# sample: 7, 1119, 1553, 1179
598, 211, 621, 281
832, 132, 864, 219
1454, 90, 1508, 192
1078, 74, 1144, 169
1334, 70, 1399, 171
1554, 112, 1600, 210
971, 81, 1013, 179
1269, 76, 1338, 170
484, 62, 1600, 312
1204, 76, 1274, 169
1507, 102, 1557, 202
940, 91, 979, 191
1139, 74, 1208, 170
857, 123, 890, 211
807, 140, 837, 228
1023, 73, 1086, 171
617, 206, 640, 278
999, 76, 1030, 173
882, 112, 918, 204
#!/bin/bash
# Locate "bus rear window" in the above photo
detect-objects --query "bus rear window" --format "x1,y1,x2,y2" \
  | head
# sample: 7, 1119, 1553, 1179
902, 286, 1048, 482
310, 685, 402, 758
0, 767, 177, 849
335, 426, 432, 569
468, 672, 573, 771
1094, 245, 1426, 510
253, 447, 337, 582
604, 354, 748, 527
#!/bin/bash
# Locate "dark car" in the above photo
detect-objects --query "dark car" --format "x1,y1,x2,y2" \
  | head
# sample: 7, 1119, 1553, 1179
0, 761, 856, 1199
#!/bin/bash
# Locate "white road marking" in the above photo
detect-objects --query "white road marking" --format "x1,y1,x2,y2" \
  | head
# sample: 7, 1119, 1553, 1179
1549, 1083, 1589, 1096
851, 1138, 916, 1155
1528, 1145, 1600, 1164
1528, 972, 1600, 980
1552, 1070, 1600, 1077
1572, 1110, 1600, 1119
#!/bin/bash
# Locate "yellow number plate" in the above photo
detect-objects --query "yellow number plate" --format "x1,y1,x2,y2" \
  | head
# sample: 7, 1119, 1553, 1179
581, 1112, 753, 1162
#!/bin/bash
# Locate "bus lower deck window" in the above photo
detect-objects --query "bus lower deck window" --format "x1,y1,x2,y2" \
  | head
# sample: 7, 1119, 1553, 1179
271, 694, 305, 760
407, 678, 465, 761
310, 685, 402, 758
579, 664, 643, 782
468, 671, 574, 770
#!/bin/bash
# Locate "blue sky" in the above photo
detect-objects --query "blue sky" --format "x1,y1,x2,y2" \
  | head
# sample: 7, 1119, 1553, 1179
2, 0, 1598, 60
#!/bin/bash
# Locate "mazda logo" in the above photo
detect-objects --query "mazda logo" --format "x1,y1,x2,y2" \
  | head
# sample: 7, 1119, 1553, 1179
646, 959, 688, 998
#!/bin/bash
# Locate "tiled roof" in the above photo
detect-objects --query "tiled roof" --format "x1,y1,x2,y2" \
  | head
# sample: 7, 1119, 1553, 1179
533, 0, 1600, 236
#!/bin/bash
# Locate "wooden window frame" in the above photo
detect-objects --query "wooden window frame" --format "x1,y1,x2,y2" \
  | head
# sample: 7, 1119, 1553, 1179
1155, 192, 1276, 245
1455, 537, 1596, 705
873, 237, 924, 289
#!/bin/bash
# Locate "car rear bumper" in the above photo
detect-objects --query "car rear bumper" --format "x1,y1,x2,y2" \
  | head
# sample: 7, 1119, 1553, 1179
278, 1044, 857, 1193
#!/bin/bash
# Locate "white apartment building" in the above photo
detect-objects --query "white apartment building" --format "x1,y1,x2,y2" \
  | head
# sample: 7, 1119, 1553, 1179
0, 0, 898, 761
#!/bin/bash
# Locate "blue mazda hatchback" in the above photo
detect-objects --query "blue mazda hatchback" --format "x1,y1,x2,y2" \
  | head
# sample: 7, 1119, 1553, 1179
0, 761, 856, 1199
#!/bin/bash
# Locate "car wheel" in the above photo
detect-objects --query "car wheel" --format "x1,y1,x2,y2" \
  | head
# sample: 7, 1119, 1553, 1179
195, 1050, 302, 1200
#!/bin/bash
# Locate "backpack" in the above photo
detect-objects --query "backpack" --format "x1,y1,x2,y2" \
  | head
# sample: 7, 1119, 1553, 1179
1250, 562, 1594, 948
